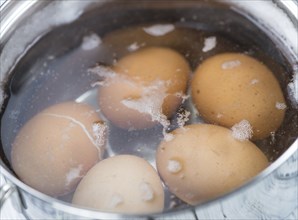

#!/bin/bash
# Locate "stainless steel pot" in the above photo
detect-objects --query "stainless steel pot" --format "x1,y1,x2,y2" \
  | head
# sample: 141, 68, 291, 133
0, 0, 297, 219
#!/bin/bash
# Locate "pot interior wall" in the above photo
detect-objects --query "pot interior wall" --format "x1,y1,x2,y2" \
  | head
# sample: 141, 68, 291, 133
0, 0, 297, 213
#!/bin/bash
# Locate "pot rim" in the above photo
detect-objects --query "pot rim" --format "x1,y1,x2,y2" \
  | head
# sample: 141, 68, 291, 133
0, 0, 297, 219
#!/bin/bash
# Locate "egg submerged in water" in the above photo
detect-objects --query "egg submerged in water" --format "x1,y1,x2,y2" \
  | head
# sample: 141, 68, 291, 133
11, 101, 107, 197
191, 53, 286, 140
98, 46, 190, 130
156, 124, 269, 205
72, 155, 165, 214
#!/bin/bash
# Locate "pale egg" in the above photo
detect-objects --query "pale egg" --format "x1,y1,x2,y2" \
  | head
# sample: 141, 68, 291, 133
156, 124, 268, 205
11, 101, 107, 197
72, 155, 164, 214
191, 53, 286, 140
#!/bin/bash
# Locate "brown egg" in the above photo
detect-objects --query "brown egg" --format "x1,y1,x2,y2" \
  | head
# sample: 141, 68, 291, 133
98, 47, 190, 130
156, 124, 268, 205
11, 102, 106, 197
72, 155, 164, 214
101, 25, 203, 65
191, 53, 286, 140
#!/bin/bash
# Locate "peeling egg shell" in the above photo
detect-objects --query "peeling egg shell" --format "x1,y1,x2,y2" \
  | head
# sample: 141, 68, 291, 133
191, 53, 286, 140
11, 102, 105, 197
72, 155, 164, 214
156, 124, 268, 205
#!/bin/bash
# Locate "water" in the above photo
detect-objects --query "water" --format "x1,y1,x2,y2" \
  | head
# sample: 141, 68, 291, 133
0, 0, 297, 212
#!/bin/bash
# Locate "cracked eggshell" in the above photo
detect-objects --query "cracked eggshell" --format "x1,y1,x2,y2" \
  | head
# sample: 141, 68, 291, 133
156, 124, 268, 205
11, 102, 105, 197
191, 53, 286, 140
98, 77, 156, 130
98, 47, 190, 130
72, 155, 164, 214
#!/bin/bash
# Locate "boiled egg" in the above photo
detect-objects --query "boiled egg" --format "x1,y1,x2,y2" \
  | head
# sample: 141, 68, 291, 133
11, 101, 106, 197
156, 124, 268, 205
191, 53, 286, 140
72, 155, 164, 214
98, 47, 190, 130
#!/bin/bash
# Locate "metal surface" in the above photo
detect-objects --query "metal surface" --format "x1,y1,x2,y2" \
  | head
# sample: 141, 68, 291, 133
0, 183, 16, 209
0, 0, 297, 219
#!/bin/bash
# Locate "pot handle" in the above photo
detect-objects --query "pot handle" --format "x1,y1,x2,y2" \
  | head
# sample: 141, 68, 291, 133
0, 182, 16, 209
0, 181, 30, 219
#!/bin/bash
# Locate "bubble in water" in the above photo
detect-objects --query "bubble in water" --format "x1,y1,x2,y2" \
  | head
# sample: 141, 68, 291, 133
231, 119, 253, 141
177, 109, 191, 128
275, 102, 287, 110
92, 121, 107, 151
81, 33, 102, 50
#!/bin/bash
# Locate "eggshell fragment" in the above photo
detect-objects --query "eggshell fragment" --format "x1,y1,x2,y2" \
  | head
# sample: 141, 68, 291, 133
72, 155, 164, 214
191, 53, 286, 140
156, 124, 268, 205
98, 47, 190, 130
11, 102, 106, 197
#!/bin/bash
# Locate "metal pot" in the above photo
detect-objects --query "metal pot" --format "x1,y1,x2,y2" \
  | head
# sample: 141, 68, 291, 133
0, 0, 297, 219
